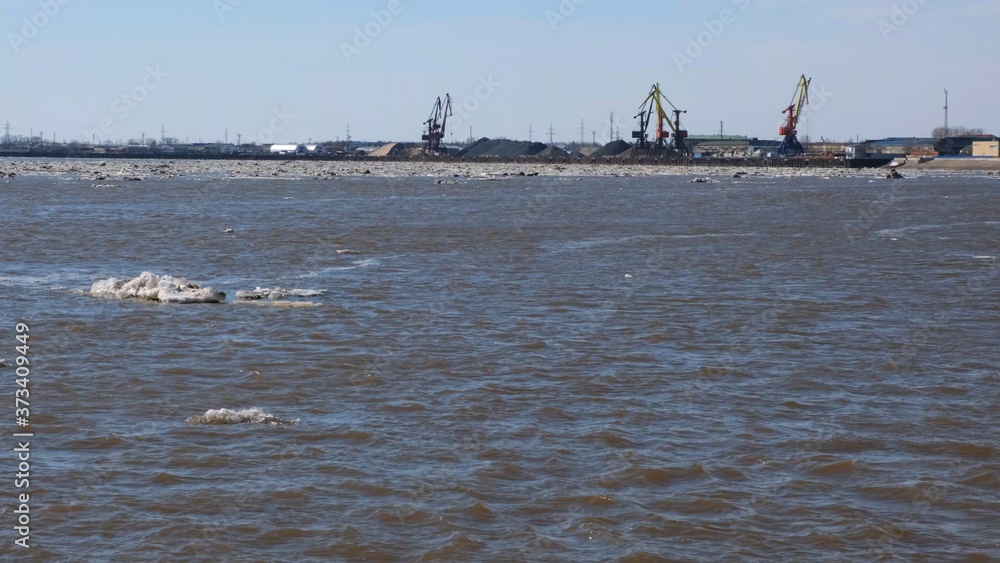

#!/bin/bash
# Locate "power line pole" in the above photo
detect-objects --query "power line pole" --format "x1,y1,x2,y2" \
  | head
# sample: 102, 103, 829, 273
943, 89, 949, 137
548, 123, 555, 145
161, 125, 166, 144
579, 119, 585, 145
3, 121, 10, 145
592, 131, 596, 145
720, 121, 724, 140
608, 113, 614, 144
225, 129, 228, 144
528, 123, 533, 142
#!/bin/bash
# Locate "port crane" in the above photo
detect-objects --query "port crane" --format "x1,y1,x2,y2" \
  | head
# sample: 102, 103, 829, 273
631, 83, 689, 156
422, 94, 453, 155
778, 75, 811, 157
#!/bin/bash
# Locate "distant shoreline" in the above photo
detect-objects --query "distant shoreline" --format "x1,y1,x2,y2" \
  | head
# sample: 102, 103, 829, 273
3, 156, 995, 182
0, 151, 887, 170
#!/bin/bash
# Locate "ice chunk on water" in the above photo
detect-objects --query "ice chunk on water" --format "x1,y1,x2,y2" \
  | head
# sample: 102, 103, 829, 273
90, 272, 226, 303
235, 287, 324, 300
185, 408, 298, 426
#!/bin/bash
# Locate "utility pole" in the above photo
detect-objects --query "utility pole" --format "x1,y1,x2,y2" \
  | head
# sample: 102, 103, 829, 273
469, 126, 473, 145
609, 113, 614, 144
237, 133, 242, 146
943, 89, 949, 137
345, 123, 352, 149
225, 129, 228, 144
592, 131, 596, 145
579, 119, 585, 145
720, 121, 724, 140
3, 121, 10, 145
161, 125, 166, 144
528, 124, 533, 142
548, 123, 555, 145
141, 132, 145, 145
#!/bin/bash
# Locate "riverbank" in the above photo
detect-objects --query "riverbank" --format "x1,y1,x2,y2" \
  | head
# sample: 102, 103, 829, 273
909, 159, 1000, 171
0, 157, 911, 181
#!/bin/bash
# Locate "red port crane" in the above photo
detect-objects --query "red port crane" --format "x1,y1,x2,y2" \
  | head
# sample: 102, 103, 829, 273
778, 75, 811, 156
631, 84, 690, 156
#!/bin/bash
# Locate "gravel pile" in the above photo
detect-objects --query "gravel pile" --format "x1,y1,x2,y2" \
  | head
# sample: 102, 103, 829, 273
457, 138, 548, 158
535, 145, 571, 158
589, 140, 633, 158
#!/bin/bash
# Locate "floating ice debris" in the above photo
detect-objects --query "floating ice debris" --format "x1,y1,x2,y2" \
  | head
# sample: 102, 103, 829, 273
185, 408, 298, 426
336, 249, 362, 255
224, 228, 235, 233
235, 287, 325, 301
90, 272, 226, 304
690, 177, 713, 183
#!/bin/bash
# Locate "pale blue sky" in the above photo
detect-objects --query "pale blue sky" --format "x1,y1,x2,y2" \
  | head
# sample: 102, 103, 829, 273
3, 0, 997, 144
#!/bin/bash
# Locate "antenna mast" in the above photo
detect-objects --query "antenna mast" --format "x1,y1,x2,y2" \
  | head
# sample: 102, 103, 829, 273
943, 89, 949, 137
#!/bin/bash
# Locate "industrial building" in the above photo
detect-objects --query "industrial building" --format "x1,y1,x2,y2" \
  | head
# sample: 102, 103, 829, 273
972, 140, 1000, 158
269, 144, 307, 156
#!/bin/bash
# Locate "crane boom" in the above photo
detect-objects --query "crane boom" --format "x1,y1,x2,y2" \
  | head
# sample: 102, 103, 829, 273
422, 93, 452, 155
778, 75, 811, 156
631, 84, 690, 156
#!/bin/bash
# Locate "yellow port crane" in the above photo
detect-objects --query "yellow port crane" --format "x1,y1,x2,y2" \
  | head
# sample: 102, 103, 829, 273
778, 75, 811, 156
631, 83, 689, 157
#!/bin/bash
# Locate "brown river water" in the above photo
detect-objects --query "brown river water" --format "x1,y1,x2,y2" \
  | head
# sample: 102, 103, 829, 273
1, 169, 998, 561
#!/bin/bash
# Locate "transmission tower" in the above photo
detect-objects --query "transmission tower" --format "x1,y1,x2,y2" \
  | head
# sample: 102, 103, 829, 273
548, 123, 555, 145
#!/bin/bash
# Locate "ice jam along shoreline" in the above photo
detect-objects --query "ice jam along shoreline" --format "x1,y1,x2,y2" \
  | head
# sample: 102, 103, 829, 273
88, 273, 323, 305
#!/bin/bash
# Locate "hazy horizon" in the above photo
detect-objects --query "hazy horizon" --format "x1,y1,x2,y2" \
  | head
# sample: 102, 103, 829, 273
3, 0, 998, 145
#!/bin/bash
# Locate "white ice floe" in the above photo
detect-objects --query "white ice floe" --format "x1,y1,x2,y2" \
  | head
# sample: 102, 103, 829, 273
185, 408, 298, 426
235, 287, 325, 301
90, 272, 226, 304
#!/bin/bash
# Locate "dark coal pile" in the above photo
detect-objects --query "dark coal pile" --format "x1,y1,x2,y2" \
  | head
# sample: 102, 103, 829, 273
589, 140, 633, 157
535, 145, 571, 158
457, 138, 548, 158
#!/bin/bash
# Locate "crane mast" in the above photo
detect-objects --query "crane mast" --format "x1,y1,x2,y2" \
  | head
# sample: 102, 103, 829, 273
778, 75, 811, 156
422, 94, 452, 155
631, 83, 689, 157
